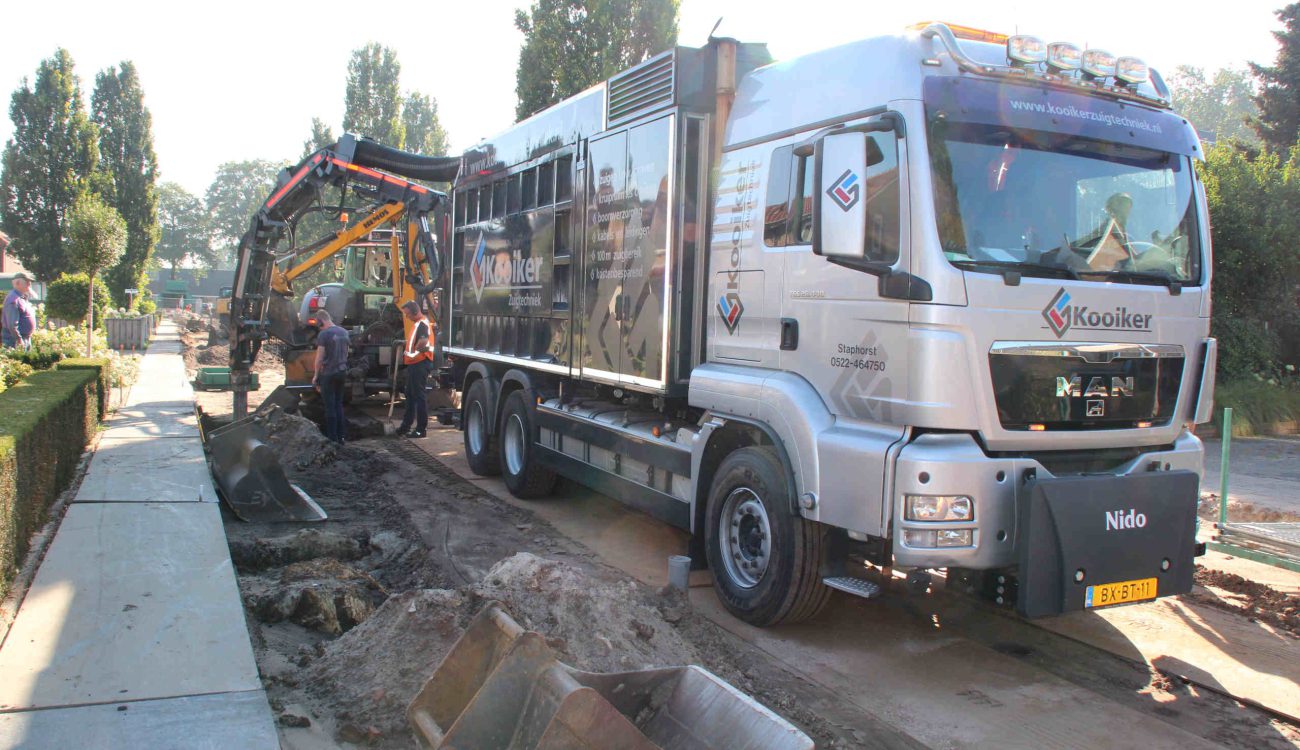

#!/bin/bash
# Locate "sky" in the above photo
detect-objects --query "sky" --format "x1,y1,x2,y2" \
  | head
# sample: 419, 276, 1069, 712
0, 0, 1285, 198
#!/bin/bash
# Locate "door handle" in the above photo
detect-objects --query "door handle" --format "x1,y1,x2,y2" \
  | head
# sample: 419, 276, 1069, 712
780, 318, 799, 350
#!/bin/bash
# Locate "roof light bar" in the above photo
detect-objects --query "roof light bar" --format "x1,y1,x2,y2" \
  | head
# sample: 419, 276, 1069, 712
1116, 56, 1149, 84
1081, 49, 1117, 79
1046, 42, 1082, 71
1007, 35, 1047, 64
908, 21, 1009, 44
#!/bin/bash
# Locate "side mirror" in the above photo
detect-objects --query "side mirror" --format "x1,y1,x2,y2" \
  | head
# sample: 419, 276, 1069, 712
812, 133, 883, 258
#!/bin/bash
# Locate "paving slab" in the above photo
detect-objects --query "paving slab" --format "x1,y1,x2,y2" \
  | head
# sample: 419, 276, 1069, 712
0, 690, 277, 750
102, 400, 200, 439
0, 503, 260, 710
74, 436, 212, 503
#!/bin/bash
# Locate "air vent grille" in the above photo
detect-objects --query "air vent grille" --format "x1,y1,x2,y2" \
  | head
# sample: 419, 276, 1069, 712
607, 51, 675, 126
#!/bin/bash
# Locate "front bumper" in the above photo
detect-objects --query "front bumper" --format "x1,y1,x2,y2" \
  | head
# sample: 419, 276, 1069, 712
889, 429, 1204, 573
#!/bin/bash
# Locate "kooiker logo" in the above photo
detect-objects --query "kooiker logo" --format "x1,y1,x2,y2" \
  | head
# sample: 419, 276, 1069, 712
1041, 287, 1153, 339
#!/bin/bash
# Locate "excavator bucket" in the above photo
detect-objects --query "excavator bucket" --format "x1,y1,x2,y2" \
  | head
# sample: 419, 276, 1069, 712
407, 603, 813, 750
198, 406, 327, 523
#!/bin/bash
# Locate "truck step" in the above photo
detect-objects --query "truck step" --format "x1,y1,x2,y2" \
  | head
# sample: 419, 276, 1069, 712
823, 576, 882, 599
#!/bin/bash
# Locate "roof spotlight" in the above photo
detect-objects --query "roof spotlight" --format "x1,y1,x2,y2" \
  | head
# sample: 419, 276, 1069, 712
1007, 35, 1047, 65
1081, 49, 1117, 79
1046, 42, 1082, 72
1116, 56, 1149, 84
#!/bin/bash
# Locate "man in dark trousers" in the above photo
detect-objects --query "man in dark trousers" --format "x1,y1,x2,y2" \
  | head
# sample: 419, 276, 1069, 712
397, 300, 434, 438
311, 309, 350, 444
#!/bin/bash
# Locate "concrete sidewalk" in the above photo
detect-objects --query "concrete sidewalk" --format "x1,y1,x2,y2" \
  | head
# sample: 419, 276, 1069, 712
0, 321, 276, 749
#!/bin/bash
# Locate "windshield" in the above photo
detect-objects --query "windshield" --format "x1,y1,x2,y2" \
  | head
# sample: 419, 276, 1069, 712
929, 121, 1202, 284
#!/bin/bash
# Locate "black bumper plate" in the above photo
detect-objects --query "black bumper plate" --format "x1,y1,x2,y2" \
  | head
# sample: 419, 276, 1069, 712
1017, 470, 1199, 618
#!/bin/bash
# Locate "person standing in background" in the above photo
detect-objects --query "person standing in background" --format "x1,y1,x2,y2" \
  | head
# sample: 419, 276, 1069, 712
311, 309, 350, 444
3, 271, 37, 351
397, 301, 434, 438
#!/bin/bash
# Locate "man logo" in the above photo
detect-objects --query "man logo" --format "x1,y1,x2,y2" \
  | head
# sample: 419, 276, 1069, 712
826, 169, 861, 212
1043, 287, 1072, 338
717, 292, 744, 334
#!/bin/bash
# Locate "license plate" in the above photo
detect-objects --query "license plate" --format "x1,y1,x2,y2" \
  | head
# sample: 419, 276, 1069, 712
1085, 577, 1157, 608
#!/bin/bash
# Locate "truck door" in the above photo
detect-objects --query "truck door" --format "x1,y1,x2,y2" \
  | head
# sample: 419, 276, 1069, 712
780, 123, 910, 425
581, 114, 675, 389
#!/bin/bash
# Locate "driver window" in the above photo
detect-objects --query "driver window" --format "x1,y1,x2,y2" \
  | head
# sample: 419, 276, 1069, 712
863, 131, 900, 264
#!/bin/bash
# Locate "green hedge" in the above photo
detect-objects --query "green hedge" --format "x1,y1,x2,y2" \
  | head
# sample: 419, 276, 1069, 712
59, 358, 111, 421
0, 368, 101, 601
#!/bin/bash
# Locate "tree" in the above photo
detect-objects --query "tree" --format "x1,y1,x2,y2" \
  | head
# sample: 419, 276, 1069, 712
344, 43, 404, 147
205, 159, 280, 266
66, 194, 127, 355
303, 117, 335, 159
1169, 66, 1259, 145
156, 182, 214, 278
514, 0, 679, 120
401, 92, 449, 155
45, 272, 110, 327
1199, 142, 1300, 377
1251, 3, 1300, 151
0, 49, 99, 280
93, 61, 160, 308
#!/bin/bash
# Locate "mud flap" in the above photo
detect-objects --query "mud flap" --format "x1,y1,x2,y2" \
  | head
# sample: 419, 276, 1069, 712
407, 602, 813, 750
1017, 471, 1199, 618
198, 408, 326, 523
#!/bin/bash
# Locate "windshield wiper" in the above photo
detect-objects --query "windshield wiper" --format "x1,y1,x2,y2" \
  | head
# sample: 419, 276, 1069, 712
950, 259, 1079, 285
1077, 269, 1185, 295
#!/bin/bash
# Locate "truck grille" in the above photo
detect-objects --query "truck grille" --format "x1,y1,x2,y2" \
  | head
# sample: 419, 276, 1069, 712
988, 343, 1184, 430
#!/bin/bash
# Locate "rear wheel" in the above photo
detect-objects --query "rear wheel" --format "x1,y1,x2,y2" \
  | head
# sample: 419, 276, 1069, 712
463, 379, 499, 476
705, 446, 831, 626
499, 390, 557, 498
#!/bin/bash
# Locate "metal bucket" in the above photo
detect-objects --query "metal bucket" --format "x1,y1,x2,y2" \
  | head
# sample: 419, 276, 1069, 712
407, 602, 812, 750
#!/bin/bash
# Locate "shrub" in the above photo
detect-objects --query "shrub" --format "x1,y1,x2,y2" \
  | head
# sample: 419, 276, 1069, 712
58, 358, 112, 420
1212, 317, 1282, 381
0, 368, 102, 600
138, 299, 156, 315
1214, 378, 1300, 436
44, 273, 111, 328
0, 360, 33, 393
3, 326, 108, 371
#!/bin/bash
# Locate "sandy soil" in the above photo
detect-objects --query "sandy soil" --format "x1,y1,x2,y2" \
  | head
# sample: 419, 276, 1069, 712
1192, 565, 1300, 637
227, 412, 880, 749
1198, 493, 1300, 523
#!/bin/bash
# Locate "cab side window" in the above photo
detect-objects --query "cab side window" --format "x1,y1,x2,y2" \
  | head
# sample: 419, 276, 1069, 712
863, 130, 901, 264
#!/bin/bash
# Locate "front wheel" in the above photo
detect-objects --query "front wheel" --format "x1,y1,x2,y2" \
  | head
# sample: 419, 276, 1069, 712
706, 446, 831, 626
498, 390, 557, 499
463, 379, 499, 476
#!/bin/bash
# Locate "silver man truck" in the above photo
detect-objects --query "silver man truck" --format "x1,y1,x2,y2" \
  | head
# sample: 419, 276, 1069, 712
438, 23, 1215, 626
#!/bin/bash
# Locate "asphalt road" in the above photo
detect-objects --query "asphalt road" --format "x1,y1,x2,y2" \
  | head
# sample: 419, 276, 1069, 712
1201, 435, 1300, 514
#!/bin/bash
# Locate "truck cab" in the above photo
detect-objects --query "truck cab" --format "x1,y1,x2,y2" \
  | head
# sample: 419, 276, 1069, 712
442, 24, 1214, 625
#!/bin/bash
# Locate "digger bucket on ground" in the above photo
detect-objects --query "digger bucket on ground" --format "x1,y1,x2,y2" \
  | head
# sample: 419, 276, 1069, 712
407, 603, 813, 750
198, 406, 327, 523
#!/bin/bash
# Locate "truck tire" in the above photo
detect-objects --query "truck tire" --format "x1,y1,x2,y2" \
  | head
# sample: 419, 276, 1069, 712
498, 390, 557, 499
463, 379, 500, 476
705, 446, 831, 626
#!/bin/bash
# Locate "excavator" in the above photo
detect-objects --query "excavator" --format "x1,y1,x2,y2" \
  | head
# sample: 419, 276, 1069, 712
200, 134, 458, 523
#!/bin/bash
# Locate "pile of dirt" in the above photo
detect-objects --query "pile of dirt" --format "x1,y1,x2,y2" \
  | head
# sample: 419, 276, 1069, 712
180, 328, 285, 375
1198, 493, 1300, 523
1192, 566, 1300, 637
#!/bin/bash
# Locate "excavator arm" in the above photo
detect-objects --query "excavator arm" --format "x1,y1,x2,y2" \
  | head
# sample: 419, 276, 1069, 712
227, 134, 457, 417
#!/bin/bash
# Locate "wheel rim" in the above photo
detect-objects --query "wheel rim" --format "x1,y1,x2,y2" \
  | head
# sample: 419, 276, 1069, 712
467, 400, 486, 455
719, 487, 772, 589
504, 413, 526, 476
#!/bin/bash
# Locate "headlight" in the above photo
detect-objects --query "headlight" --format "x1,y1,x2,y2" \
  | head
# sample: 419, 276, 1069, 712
1046, 42, 1082, 71
903, 529, 974, 548
1116, 57, 1149, 84
905, 495, 973, 522
1081, 49, 1116, 79
1007, 35, 1047, 65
